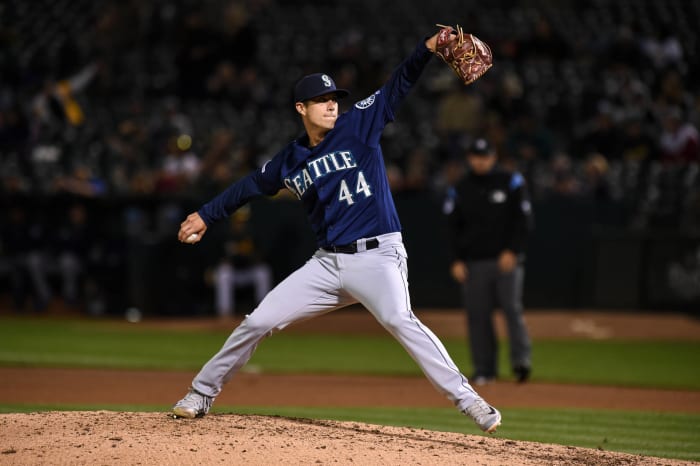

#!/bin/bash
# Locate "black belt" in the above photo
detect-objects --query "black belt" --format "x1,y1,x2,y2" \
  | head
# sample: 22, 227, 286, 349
322, 238, 379, 254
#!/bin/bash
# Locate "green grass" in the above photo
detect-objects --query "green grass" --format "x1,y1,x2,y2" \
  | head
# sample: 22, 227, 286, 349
528, 340, 700, 389
2, 403, 699, 461
0, 318, 225, 370
1, 317, 698, 389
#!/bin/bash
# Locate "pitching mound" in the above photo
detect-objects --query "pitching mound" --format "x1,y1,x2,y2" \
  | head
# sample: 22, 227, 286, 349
1, 411, 692, 465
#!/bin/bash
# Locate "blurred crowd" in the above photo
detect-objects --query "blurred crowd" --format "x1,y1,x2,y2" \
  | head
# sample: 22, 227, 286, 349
0, 1, 698, 211
1, 0, 699, 211
1, 0, 699, 313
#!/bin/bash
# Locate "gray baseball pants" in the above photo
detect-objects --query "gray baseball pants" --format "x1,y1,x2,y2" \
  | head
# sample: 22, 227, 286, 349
461, 258, 531, 377
191, 232, 481, 412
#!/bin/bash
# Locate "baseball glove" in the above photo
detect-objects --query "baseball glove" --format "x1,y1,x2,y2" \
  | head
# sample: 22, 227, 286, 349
434, 24, 493, 85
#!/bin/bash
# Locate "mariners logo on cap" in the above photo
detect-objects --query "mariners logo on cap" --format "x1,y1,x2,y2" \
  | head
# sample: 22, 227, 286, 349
321, 74, 332, 87
294, 73, 349, 102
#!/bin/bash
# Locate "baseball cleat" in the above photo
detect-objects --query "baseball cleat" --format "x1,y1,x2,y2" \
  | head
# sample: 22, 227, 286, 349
471, 374, 496, 386
172, 387, 213, 419
513, 365, 531, 383
463, 397, 502, 433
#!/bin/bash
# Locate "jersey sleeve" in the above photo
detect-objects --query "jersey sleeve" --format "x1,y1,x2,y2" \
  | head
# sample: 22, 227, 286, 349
382, 39, 433, 119
197, 153, 285, 226
349, 39, 433, 146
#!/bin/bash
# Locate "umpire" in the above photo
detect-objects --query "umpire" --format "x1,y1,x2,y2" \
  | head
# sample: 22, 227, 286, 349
443, 137, 533, 385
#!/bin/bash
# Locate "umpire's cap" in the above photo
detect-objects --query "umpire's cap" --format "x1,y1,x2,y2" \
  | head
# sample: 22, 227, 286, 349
294, 73, 349, 102
467, 138, 495, 156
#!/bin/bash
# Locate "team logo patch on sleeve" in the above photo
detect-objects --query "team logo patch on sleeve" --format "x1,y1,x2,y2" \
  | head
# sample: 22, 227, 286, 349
355, 92, 378, 109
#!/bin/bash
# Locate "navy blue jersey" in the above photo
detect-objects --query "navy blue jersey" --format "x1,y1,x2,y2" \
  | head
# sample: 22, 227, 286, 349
198, 40, 433, 248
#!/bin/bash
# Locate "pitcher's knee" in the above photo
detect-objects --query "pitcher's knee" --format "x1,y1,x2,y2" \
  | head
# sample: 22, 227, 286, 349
377, 312, 412, 335
240, 312, 280, 336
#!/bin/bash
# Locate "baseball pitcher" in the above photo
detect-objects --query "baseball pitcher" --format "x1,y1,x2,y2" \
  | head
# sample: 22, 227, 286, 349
173, 26, 501, 433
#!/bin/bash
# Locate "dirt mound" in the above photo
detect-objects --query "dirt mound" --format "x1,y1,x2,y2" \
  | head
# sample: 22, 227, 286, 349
0, 411, 693, 466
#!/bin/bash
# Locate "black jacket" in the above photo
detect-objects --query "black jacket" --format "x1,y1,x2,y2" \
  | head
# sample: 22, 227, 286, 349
444, 167, 533, 262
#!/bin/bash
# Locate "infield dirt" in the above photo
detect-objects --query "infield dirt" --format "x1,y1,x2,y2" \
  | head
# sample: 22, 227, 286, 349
1, 411, 697, 466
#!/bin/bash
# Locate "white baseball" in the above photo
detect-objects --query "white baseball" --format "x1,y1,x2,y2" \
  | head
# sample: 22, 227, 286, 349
186, 233, 199, 243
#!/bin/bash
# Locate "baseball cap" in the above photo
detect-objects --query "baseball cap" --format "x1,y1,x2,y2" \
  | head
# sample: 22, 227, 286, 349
294, 73, 349, 102
467, 138, 494, 156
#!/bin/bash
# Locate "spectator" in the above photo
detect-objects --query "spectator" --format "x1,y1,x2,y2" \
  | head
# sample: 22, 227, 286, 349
654, 69, 696, 124
0, 104, 30, 155
641, 23, 684, 72
0, 207, 50, 311
488, 70, 526, 124
30, 62, 99, 133
659, 107, 700, 164
546, 152, 582, 198
402, 146, 433, 193
518, 16, 569, 61
605, 24, 645, 70
575, 104, 623, 160
210, 206, 273, 317
175, 9, 219, 98
155, 136, 202, 193
53, 164, 108, 197
219, 1, 258, 69
505, 110, 554, 163
434, 81, 484, 160
580, 152, 612, 201
51, 203, 93, 309
619, 113, 658, 163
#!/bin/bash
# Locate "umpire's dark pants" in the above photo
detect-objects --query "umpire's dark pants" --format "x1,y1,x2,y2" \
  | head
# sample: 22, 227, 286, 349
461, 258, 531, 378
